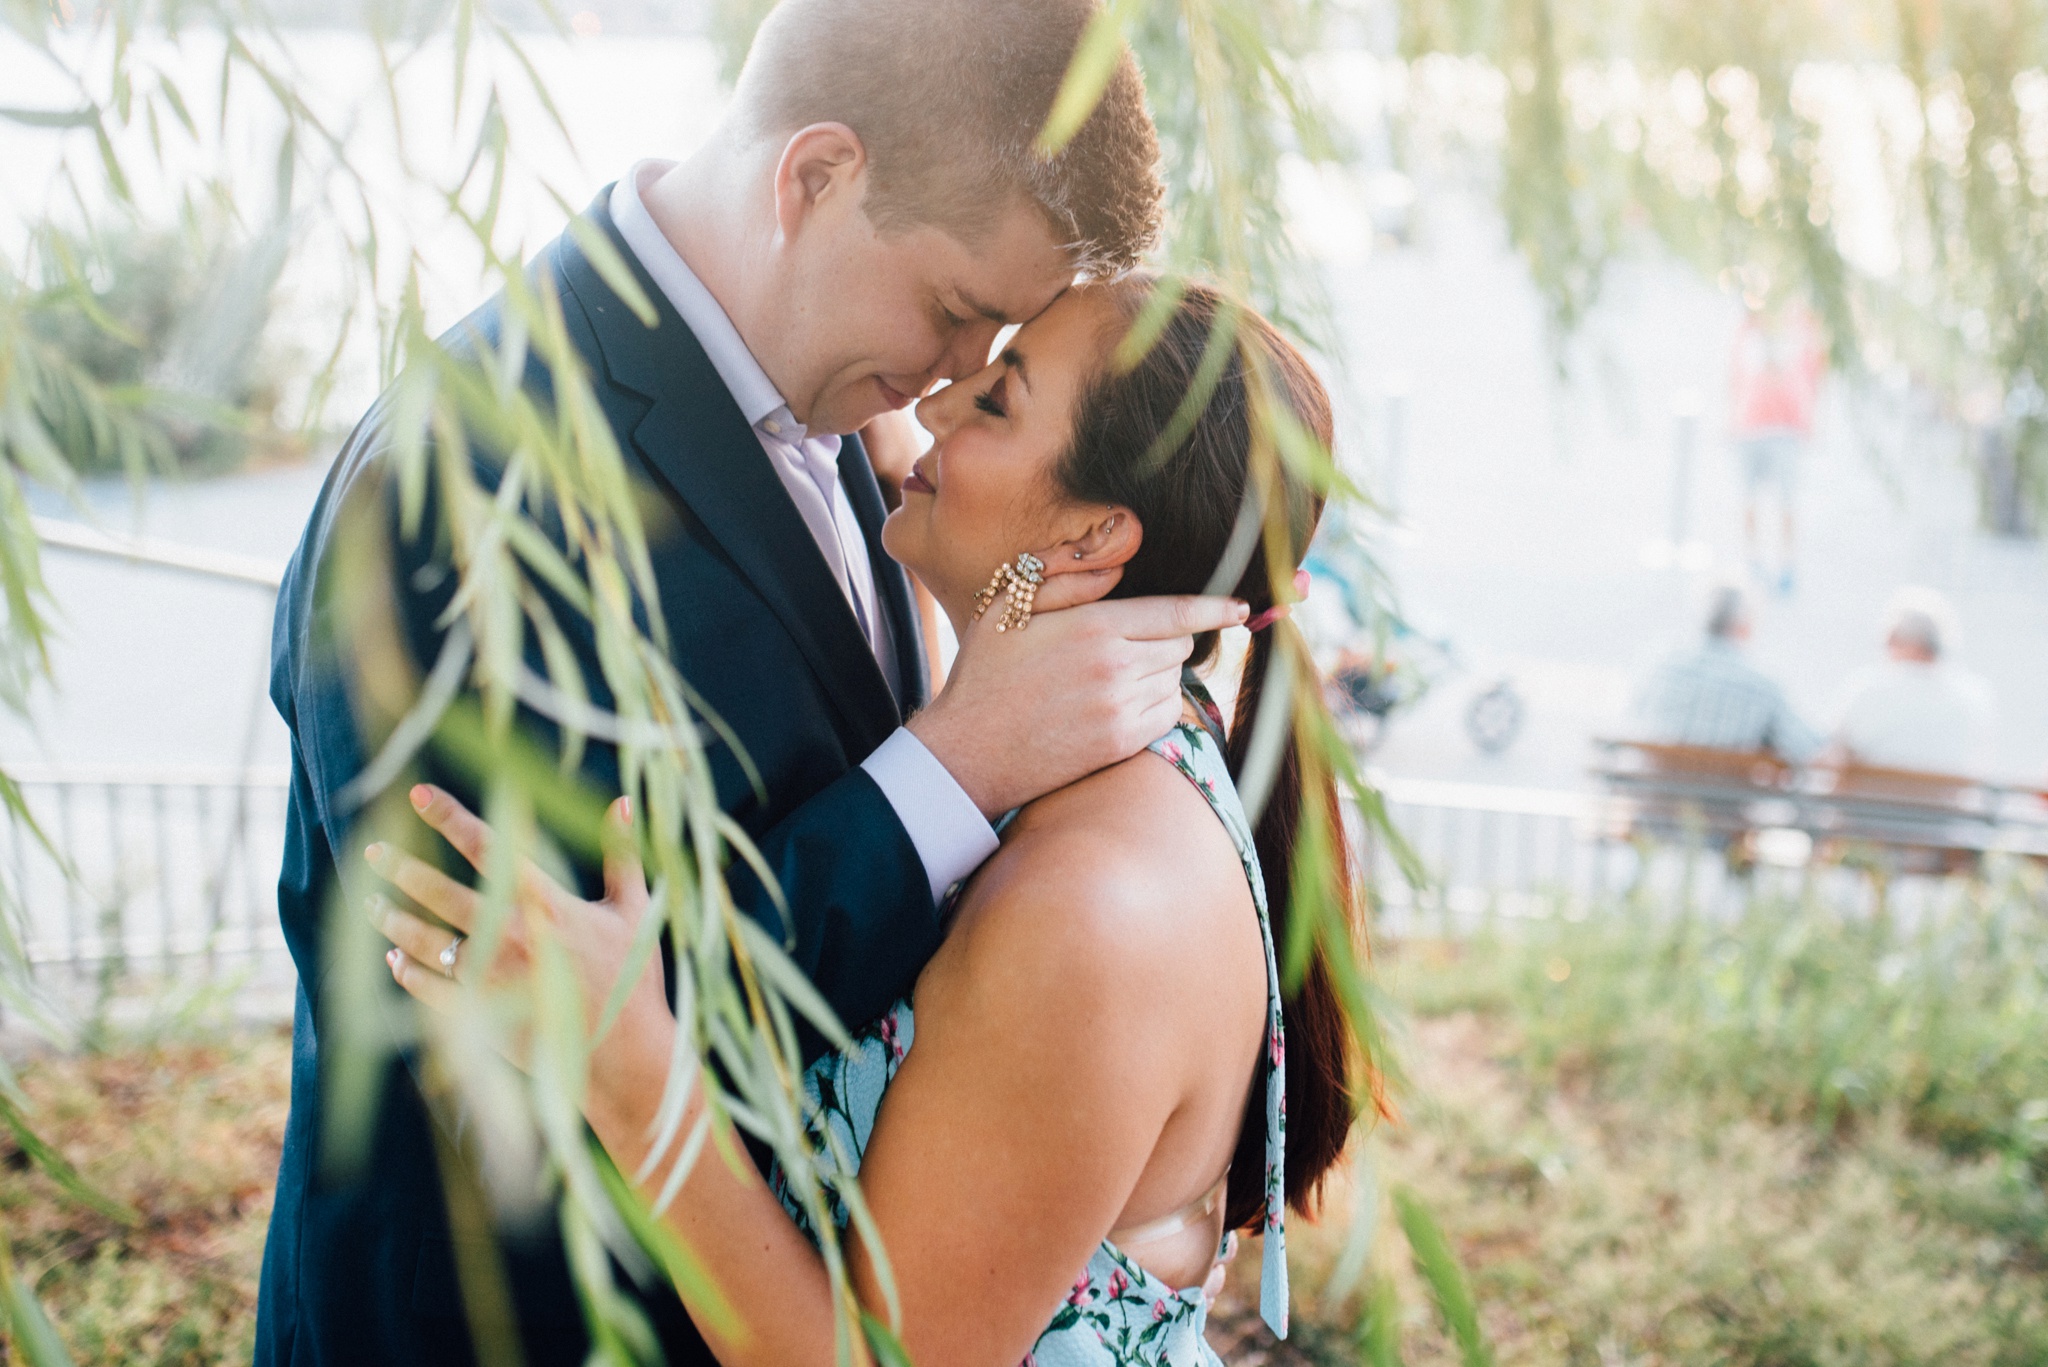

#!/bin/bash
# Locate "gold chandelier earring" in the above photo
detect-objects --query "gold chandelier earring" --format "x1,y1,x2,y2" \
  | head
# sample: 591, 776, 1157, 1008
971, 551, 1045, 632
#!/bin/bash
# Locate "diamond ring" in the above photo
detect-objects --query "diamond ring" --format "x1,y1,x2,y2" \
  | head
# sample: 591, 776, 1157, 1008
439, 934, 464, 975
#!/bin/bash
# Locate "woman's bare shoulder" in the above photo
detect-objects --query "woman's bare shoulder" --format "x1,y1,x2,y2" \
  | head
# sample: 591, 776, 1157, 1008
949, 748, 1256, 986
911, 746, 1267, 1115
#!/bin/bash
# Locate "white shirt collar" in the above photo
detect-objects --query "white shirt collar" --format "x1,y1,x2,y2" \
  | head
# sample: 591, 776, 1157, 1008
609, 161, 808, 439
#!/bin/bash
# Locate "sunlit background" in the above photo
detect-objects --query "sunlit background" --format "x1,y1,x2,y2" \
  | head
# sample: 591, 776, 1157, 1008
3, 0, 2045, 1361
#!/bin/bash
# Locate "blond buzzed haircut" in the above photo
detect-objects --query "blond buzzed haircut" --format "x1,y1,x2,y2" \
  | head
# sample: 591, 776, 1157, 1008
731, 0, 1163, 278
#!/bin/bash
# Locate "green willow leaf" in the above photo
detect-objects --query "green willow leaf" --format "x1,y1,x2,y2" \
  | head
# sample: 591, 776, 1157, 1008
563, 213, 659, 329
0, 106, 96, 128
1394, 1186, 1492, 1367
592, 1141, 742, 1340
0, 1246, 74, 1367
737, 916, 853, 1054
859, 1311, 916, 1367
0, 1091, 138, 1225
1356, 1271, 1405, 1367
1035, 0, 1141, 155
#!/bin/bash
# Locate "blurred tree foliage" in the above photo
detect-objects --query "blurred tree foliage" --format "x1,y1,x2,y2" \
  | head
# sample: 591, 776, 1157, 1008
26, 212, 295, 477
1, 0, 1420, 1361
1395, 0, 2048, 527
0, 0, 868, 1359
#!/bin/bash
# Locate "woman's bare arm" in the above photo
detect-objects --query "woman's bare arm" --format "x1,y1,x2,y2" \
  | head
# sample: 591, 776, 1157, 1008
838, 822, 1194, 1363
373, 762, 1248, 1367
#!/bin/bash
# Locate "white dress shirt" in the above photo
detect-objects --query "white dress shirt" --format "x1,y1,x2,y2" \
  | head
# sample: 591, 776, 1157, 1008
610, 163, 997, 904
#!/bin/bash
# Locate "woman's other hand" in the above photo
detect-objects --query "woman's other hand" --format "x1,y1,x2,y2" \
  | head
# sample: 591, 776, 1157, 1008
364, 785, 675, 1116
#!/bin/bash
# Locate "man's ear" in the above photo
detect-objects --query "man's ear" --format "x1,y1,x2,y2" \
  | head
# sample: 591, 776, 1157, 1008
772, 123, 867, 241
1040, 506, 1142, 577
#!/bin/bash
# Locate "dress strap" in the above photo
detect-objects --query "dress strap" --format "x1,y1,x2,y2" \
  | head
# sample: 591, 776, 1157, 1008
1106, 1168, 1229, 1249
1180, 667, 1229, 748
1146, 691, 1289, 1338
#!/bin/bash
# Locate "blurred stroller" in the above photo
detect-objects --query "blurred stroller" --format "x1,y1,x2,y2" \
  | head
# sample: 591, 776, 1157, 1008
1301, 511, 1525, 756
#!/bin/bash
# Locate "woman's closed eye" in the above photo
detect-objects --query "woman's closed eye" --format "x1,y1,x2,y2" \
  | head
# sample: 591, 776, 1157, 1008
974, 374, 1009, 419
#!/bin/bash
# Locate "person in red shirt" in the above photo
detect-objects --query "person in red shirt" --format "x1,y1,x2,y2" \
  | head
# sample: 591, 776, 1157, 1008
1730, 300, 1827, 594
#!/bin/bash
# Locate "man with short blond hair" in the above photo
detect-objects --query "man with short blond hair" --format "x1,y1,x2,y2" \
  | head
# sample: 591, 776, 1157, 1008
257, 5, 1236, 1364
733, 0, 1161, 276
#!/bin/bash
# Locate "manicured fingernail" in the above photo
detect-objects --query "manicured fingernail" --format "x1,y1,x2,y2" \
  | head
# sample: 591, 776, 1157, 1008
617, 796, 632, 823
386, 947, 401, 971
1231, 600, 1251, 623
364, 843, 386, 866
410, 785, 432, 811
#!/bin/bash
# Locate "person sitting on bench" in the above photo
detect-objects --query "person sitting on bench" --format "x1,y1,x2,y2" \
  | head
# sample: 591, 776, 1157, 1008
1634, 584, 1821, 762
1833, 587, 1995, 777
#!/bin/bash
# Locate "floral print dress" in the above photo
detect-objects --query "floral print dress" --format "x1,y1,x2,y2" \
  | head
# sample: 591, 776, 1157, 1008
773, 684, 1290, 1365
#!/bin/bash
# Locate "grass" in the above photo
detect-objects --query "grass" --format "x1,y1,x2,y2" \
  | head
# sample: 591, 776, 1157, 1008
1299, 858, 2048, 1366
7, 862, 2048, 1364
0, 1029, 290, 1366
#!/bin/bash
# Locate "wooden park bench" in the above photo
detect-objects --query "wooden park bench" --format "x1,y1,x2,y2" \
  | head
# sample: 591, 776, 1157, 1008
1589, 739, 1800, 848
1591, 738, 2048, 874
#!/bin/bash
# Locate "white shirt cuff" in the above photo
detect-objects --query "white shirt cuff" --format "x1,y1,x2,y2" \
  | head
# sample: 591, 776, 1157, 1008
861, 727, 1000, 907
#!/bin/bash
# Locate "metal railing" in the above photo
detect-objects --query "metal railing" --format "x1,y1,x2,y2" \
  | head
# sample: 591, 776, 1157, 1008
5, 758, 2020, 1011
5, 519, 295, 1017
1357, 770, 2045, 935
30, 513, 287, 588
1363, 776, 1610, 929
13, 515, 2021, 997
6, 763, 291, 972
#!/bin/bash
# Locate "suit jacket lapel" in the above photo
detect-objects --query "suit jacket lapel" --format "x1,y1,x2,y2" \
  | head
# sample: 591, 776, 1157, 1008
552, 192, 902, 755
839, 431, 929, 714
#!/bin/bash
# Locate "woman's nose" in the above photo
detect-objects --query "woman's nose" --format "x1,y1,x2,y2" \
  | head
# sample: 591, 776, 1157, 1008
913, 386, 956, 438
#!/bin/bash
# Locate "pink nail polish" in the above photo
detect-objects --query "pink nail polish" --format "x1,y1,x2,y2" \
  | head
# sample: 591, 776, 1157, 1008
410, 785, 431, 811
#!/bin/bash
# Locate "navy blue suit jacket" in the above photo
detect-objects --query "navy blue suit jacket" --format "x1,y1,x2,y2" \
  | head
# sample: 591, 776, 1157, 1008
256, 191, 942, 1366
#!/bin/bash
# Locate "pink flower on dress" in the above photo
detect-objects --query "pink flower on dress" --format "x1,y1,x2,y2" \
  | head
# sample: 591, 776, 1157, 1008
1152, 1300, 1170, 1321
1269, 1025, 1285, 1068
1067, 1271, 1092, 1306
878, 1009, 906, 1064
1107, 1268, 1130, 1300
1159, 740, 1186, 766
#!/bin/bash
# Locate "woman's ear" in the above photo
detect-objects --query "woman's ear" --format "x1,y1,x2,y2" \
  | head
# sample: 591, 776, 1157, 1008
1041, 506, 1142, 577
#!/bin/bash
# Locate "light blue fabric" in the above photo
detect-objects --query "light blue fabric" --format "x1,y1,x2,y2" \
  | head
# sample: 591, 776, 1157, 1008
773, 687, 1289, 1364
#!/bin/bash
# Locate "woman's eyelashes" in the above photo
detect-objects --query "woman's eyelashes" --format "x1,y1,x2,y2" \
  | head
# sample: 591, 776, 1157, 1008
973, 375, 1009, 419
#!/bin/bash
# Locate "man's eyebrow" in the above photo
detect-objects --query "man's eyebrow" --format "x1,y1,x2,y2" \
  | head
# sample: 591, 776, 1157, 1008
958, 290, 1009, 324
1001, 347, 1030, 389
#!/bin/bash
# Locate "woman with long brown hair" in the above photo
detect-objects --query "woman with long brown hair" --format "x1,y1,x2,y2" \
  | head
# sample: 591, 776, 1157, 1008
366, 275, 1381, 1366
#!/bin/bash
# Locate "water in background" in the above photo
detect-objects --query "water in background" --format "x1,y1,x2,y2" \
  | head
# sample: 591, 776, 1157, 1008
3, 30, 2043, 790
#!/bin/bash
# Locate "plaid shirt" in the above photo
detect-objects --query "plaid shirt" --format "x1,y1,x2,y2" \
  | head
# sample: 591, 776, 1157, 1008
1636, 638, 1822, 761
